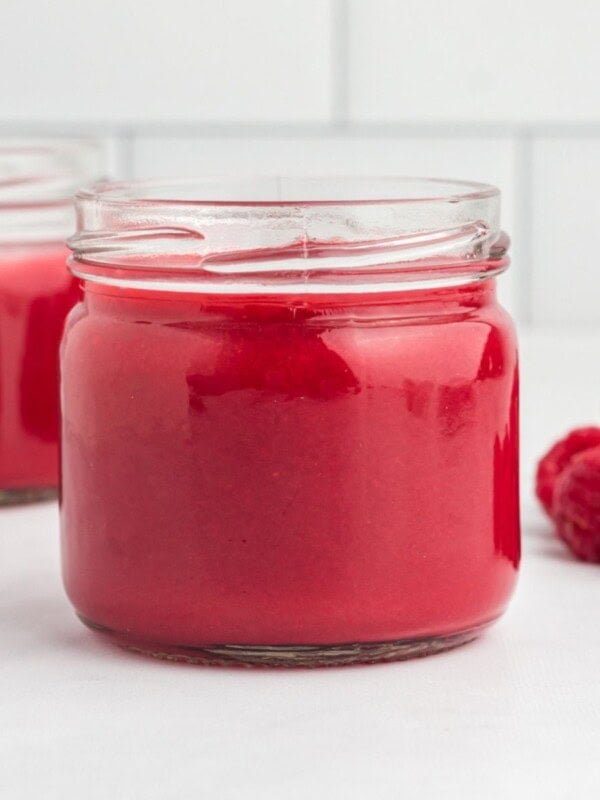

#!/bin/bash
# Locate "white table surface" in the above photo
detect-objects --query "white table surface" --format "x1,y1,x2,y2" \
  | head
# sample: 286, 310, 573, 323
2, 329, 600, 800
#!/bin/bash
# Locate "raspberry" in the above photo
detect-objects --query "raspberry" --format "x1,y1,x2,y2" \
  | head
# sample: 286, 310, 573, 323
535, 427, 600, 516
553, 446, 600, 562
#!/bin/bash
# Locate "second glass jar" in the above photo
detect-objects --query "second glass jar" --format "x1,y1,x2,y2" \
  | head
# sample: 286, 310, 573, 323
0, 140, 103, 502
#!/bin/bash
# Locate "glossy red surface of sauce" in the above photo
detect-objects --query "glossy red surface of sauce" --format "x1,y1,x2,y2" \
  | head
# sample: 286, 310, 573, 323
0, 244, 77, 491
61, 277, 519, 646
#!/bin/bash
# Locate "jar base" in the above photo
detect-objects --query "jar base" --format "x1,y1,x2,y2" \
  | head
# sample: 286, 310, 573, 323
79, 615, 489, 668
0, 486, 57, 506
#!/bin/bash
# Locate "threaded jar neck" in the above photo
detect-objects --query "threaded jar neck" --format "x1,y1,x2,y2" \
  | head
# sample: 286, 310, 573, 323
68, 177, 509, 294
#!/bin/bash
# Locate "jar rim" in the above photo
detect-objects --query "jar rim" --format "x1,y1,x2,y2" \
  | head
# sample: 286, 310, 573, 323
69, 175, 507, 295
77, 176, 499, 209
0, 138, 106, 243
0, 139, 104, 208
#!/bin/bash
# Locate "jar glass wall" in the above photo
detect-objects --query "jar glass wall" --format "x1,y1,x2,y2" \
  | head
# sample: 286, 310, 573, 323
0, 141, 103, 503
61, 177, 520, 666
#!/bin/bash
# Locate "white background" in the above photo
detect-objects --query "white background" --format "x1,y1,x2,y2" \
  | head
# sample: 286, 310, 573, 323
3, 331, 600, 799
2, 0, 600, 326
2, 2, 600, 797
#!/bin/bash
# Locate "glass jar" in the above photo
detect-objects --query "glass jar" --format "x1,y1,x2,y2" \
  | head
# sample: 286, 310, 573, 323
0, 140, 103, 503
61, 177, 520, 667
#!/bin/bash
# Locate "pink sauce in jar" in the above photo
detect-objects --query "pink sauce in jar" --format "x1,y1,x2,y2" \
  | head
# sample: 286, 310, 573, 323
0, 243, 77, 495
0, 141, 102, 503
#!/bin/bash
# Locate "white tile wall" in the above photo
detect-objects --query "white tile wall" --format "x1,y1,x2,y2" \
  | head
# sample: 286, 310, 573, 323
348, 0, 600, 124
531, 138, 600, 326
1, 0, 600, 326
0, 0, 333, 123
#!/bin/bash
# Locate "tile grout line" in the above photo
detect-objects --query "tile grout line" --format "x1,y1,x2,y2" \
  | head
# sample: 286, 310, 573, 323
331, 0, 350, 129
117, 126, 135, 180
5, 120, 600, 139
514, 130, 534, 326
0, 119, 600, 139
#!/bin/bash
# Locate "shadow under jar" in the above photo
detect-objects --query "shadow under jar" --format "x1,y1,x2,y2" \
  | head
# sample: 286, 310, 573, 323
61, 177, 520, 667
0, 141, 102, 504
